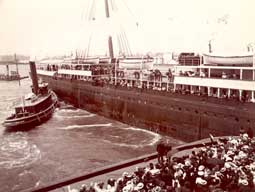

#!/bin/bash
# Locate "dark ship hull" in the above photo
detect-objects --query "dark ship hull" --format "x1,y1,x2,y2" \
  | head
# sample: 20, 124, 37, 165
37, 74, 255, 142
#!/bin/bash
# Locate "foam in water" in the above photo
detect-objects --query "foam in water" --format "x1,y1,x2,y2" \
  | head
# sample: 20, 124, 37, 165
0, 132, 41, 169
54, 113, 95, 119
58, 123, 113, 130
123, 127, 161, 145
58, 108, 84, 113
98, 127, 161, 148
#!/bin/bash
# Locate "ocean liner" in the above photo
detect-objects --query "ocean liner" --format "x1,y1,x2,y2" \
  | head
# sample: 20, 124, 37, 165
36, 0, 255, 142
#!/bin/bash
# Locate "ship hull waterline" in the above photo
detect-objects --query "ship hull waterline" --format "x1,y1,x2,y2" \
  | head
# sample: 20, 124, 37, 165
38, 74, 255, 142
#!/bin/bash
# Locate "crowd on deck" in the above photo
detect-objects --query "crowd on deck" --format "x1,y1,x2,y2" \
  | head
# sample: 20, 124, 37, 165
68, 129, 255, 192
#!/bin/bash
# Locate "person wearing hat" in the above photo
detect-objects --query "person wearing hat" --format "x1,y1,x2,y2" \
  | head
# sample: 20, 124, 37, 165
134, 182, 144, 191
156, 140, 166, 164
93, 181, 105, 192
240, 127, 246, 136
247, 127, 254, 139
79, 184, 87, 192
116, 178, 124, 192
238, 178, 250, 192
195, 177, 208, 192
106, 178, 117, 192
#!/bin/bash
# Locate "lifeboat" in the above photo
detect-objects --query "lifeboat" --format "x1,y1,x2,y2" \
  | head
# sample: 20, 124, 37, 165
203, 53, 254, 65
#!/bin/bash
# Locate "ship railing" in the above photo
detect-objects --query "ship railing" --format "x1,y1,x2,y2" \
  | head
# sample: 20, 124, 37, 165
176, 73, 255, 81
174, 65, 255, 81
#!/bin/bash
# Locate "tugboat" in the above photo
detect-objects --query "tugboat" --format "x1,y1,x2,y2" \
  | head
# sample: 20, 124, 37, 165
2, 61, 58, 130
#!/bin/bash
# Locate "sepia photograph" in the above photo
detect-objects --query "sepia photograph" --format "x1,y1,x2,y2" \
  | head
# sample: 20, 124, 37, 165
0, 0, 255, 191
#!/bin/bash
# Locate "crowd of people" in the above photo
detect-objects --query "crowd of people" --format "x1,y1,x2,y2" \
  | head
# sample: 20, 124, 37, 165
68, 130, 255, 192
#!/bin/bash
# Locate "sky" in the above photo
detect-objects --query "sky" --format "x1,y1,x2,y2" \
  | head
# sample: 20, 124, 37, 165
0, 0, 254, 57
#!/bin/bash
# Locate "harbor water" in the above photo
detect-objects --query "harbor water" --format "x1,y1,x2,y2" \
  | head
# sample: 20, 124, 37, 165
0, 65, 185, 191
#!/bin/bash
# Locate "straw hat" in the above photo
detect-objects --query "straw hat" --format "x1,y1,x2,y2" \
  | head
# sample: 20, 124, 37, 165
196, 177, 207, 185
122, 172, 129, 177
224, 162, 231, 169
185, 160, 191, 166
122, 185, 132, 192
134, 182, 144, 190
198, 171, 204, 176
239, 179, 249, 186
152, 186, 161, 192
198, 165, 205, 171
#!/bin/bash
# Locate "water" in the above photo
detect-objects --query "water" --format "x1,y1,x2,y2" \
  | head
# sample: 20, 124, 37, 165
0, 65, 185, 191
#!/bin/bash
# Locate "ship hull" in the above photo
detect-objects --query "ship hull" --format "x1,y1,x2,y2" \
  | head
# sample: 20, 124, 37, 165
38, 74, 255, 142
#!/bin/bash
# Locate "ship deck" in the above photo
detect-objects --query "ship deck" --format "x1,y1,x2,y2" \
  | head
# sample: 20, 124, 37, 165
16, 92, 51, 108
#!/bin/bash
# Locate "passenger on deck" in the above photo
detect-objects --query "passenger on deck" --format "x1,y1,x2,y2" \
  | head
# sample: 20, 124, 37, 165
247, 127, 254, 138
156, 140, 172, 164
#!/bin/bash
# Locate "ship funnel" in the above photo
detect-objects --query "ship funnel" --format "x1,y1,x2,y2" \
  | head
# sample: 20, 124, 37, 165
29, 61, 39, 95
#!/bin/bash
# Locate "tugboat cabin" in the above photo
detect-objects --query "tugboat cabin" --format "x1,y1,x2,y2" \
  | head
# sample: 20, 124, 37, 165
13, 83, 52, 118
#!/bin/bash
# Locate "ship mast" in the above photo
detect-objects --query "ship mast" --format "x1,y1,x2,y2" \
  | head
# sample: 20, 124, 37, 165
104, 0, 114, 62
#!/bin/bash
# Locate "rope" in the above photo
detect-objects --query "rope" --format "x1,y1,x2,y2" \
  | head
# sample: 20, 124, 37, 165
86, 33, 93, 58
87, 0, 96, 21
117, 34, 124, 55
123, 30, 132, 56
110, 0, 118, 12
120, 0, 139, 27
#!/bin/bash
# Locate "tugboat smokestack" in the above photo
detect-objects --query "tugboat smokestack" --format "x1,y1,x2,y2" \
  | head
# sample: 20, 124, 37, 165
29, 61, 39, 95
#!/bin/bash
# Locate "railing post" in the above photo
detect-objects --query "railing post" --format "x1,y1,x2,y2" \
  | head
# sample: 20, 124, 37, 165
240, 69, 243, 80
228, 89, 231, 98
239, 90, 242, 101
251, 91, 254, 102
217, 88, 220, 98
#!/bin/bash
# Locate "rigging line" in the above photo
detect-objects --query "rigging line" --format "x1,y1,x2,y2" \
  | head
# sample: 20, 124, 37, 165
120, 31, 129, 56
86, 33, 93, 58
123, 30, 132, 56
84, 0, 92, 21
81, 0, 89, 22
117, 34, 124, 55
120, 0, 138, 25
110, 0, 118, 12
118, 32, 125, 55
83, 50, 86, 59
88, 0, 96, 21
120, 29, 132, 56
